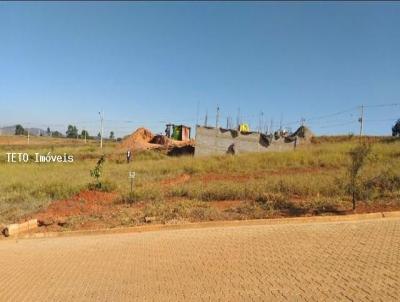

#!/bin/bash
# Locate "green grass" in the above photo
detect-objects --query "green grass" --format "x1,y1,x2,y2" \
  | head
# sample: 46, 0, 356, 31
0, 136, 399, 224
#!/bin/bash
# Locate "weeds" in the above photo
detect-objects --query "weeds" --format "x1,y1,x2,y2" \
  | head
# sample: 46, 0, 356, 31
143, 200, 220, 223
117, 186, 163, 205
1, 136, 399, 225
347, 143, 372, 210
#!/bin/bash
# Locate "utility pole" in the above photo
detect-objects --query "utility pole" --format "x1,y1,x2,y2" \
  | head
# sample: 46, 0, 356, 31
204, 110, 208, 127
216, 106, 220, 129
99, 110, 104, 149
196, 101, 200, 126
84, 131, 87, 144
236, 107, 241, 128
259, 111, 264, 133
27, 129, 30, 144
358, 105, 364, 137
226, 116, 233, 129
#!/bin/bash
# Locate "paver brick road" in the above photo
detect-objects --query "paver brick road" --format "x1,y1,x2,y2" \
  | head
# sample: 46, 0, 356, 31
0, 218, 399, 301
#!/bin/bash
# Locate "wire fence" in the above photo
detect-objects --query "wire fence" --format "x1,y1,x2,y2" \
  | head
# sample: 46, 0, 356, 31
1, 103, 399, 137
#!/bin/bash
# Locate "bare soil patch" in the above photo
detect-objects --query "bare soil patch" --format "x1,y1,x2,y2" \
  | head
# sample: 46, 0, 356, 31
161, 174, 191, 186
36, 191, 118, 219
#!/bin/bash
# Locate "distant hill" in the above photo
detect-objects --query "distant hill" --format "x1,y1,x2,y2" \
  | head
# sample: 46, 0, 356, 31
0, 126, 17, 135
0, 125, 48, 136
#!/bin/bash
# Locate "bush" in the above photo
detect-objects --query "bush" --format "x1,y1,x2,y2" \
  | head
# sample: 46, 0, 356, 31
143, 201, 185, 222
258, 198, 297, 212
306, 199, 341, 215
118, 187, 163, 204
88, 180, 117, 192
255, 192, 287, 204
189, 206, 220, 221
226, 202, 266, 219
142, 200, 220, 223
347, 143, 372, 209
364, 169, 400, 197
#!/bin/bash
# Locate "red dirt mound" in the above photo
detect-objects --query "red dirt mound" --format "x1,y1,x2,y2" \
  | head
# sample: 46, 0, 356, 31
119, 127, 195, 153
36, 191, 118, 223
119, 127, 160, 151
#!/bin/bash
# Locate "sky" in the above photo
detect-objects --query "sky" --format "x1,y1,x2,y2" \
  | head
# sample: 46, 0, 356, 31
1, 2, 400, 137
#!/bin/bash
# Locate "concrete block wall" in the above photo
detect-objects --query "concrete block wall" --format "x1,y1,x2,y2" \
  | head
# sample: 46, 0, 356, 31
194, 126, 301, 156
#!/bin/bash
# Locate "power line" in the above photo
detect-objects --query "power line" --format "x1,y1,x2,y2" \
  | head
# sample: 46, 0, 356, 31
2, 102, 398, 137
363, 103, 400, 108
364, 118, 400, 123
14, 102, 397, 130
318, 120, 358, 129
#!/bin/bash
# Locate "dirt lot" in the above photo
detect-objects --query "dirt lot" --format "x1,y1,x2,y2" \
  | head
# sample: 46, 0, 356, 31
1, 135, 399, 232
0, 217, 399, 301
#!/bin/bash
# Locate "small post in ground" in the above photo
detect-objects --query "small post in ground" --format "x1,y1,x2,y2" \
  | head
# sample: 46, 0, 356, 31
129, 171, 136, 193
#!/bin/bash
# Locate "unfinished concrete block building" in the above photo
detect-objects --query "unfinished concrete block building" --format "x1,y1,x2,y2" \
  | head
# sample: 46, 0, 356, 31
194, 125, 313, 156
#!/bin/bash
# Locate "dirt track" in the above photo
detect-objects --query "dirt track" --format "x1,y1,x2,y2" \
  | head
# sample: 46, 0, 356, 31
0, 218, 399, 301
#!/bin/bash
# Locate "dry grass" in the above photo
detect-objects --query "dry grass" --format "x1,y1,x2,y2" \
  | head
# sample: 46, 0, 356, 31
0, 135, 399, 225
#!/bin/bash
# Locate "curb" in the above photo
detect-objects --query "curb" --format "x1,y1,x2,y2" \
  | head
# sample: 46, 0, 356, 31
2, 211, 400, 241
2, 219, 38, 237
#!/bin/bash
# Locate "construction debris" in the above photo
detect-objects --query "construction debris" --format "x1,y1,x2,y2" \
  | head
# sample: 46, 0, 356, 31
144, 216, 156, 223
290, 125, 314, 140
2, 219, 38, 237
118, 125, 312, 157
119, 127, 194, 154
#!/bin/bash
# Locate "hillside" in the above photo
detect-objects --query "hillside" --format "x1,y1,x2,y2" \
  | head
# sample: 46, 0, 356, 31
0, 125, 47, 136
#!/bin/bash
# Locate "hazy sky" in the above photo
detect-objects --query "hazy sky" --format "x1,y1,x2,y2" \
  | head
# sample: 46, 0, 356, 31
1, 2, 399, 137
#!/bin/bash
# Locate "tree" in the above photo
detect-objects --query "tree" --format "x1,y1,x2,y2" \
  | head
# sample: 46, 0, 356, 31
81, 130, 89, 139
52, 131, 63, 137
348, 143, 371, 210
89, 155, 105, 189
15, 124, 25, 135
97, 132, 101, 140
109, 131, 115, 140
46, 127, 51, 136
392, 119, 400, 137
66, 125, 78, 138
